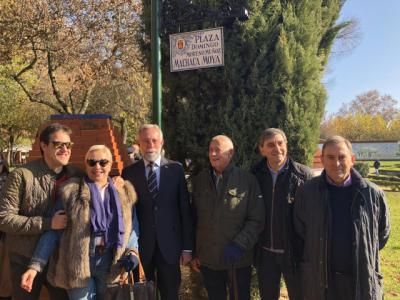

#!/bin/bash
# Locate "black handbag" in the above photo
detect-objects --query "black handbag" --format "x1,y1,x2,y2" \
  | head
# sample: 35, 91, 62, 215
105, 260, 156, 300
105, 277, 156, 300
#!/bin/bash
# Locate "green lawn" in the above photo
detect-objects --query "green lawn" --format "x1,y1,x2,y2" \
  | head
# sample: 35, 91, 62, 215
361, 160, 400, 172
351, 161, 400, 298
382, 192, 400, 299
376, 161, 400, 171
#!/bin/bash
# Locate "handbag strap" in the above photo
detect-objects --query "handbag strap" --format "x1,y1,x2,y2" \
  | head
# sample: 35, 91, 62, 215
130, 248, 146, 282
130, 249, 157, 299
118, 268, 134, 285
138, 260, 147, 283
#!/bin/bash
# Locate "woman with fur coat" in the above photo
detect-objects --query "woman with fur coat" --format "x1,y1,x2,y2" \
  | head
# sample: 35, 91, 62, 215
20, 145, 139, 300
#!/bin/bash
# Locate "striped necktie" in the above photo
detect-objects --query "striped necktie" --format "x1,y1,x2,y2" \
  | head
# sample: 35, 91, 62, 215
147, 162, 158, 199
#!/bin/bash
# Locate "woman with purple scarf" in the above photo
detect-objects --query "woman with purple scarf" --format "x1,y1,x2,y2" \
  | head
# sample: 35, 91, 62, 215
20, 145, 139, 300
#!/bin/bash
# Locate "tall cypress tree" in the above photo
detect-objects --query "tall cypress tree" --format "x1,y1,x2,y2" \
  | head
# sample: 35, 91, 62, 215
143, 0, 347, 172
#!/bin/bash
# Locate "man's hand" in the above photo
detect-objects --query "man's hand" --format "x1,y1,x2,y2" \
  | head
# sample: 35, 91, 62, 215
223, 242, 244, 264
118, 253, 139, 272
51, 210, 67, 230
180, 251, 192, 266
21, 269, 38, 292
191, 257, 201, 272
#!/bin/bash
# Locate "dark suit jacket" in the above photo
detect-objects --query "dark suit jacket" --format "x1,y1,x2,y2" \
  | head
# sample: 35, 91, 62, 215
122, 157, 193, 265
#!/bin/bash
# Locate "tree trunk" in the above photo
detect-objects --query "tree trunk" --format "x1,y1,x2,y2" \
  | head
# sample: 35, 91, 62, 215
7, 133, 14, 166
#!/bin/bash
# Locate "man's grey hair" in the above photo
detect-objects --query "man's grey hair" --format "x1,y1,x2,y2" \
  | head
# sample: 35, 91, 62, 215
258, 128, 288, 146
138, 124, 163, 140
322, 135, 353, 155
85, 145, 113, 162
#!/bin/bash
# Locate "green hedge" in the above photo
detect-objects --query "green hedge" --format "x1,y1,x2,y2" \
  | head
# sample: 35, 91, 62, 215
369, 179, 400, 192
354, 162, 370, 178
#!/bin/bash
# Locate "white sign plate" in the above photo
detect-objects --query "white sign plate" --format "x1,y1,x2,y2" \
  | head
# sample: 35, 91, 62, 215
169, 27, 224, 72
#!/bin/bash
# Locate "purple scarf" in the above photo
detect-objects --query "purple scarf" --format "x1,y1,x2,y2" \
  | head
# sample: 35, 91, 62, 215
86, 176, 125, 248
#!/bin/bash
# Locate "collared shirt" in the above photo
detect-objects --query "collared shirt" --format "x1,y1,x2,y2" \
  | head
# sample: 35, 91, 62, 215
267, 158, 288, 186
211, 163, 235, 192
144, 156, 161, 187
213, 170, 223, 187
326, 174, 352, 187
212, 169, 224, 197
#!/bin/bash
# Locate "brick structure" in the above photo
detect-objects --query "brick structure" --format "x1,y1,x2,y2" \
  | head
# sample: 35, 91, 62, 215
313, 147, 323, 169
28, 114, 130, 176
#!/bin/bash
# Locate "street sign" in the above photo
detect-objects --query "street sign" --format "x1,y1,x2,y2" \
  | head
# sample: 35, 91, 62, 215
169, 27, 224, 72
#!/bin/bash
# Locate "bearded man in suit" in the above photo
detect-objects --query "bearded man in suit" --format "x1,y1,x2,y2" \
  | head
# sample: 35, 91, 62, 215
122, 124, 193, 300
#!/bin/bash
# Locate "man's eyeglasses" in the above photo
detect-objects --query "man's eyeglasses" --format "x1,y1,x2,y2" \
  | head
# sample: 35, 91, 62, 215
86, 159, 109, 167
51, 141, 74, 149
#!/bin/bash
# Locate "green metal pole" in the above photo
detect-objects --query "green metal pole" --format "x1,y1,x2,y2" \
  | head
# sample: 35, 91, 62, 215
151, 0, 162, 128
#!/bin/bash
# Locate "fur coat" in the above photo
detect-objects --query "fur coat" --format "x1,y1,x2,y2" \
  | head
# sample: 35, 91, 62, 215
47, 177, 137, 289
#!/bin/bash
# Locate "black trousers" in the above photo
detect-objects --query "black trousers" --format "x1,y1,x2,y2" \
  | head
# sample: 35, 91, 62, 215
10, 261, 69, 300
142, 244, 181, 300
327, 272, 355, 300
256, 250, 302, 300
200, 265, 252, 300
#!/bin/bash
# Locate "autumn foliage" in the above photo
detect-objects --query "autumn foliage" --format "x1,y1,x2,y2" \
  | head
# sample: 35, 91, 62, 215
321, 90, 400, 141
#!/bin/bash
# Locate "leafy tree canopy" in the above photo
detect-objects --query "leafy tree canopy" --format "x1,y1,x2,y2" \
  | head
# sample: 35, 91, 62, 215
0, 61, 51, 165
0, 0, 150, 116
321, 90, 400, 141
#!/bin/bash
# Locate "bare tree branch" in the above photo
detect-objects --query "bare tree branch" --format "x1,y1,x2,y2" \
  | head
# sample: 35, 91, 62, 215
68, 90, 75, 113
12, 74, 64, 113
77, 82, 96, 114
331, 18, 362, 56
14, 40, 38, 78
47, 49, 71, 113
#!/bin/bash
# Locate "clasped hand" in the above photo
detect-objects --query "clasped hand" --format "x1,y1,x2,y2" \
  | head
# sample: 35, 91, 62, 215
51, 210, 67, 230
118, 253, 139, 272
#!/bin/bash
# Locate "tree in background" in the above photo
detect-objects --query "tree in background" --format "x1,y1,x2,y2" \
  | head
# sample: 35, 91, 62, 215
0, 0, 150, 116
320, 114, 400, 141
87, 78, 152, 143
330, 17, 361, 56
338, 90, 399, 121
142, 0, 348, 171
0, 63, 51, 166
321, 90, 400, 140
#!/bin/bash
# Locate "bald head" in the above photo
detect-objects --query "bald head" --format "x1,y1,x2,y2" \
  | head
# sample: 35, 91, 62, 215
209, 135, 234, 175
210, 135, 234, 150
